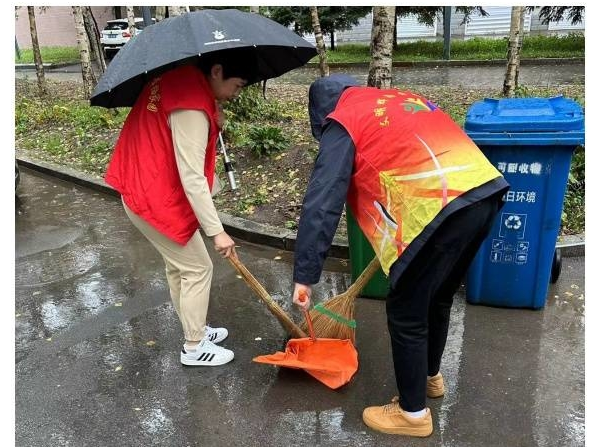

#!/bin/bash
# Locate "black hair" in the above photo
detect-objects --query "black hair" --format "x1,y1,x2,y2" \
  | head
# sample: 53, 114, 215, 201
197, 48, 259, 84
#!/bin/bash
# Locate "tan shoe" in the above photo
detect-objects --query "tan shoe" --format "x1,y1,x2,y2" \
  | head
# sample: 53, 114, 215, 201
362, 397, 433, 437
427, 372, 445, 398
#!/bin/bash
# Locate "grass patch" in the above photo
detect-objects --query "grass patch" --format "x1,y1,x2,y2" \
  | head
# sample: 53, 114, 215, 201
15, 46, 80, 64
324, 34, 584, 63
17, 34, 584, 67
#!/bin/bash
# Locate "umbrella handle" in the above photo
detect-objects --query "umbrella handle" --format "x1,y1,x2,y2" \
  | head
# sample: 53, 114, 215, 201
218, 132, 237, 190
298, 290, 316, 341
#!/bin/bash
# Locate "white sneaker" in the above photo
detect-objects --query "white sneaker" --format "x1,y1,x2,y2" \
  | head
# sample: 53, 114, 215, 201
180, 339, 234, 366
204, 325, 228, 344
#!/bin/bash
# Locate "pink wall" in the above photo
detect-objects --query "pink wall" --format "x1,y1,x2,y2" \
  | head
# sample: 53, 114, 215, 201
15, 6, 116, 49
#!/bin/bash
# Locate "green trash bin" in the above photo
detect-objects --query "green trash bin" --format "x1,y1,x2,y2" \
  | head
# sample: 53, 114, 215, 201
346, 207, 390, 299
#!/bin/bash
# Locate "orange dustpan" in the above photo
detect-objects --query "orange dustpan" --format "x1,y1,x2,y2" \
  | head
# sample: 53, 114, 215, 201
253, 292, 359, 389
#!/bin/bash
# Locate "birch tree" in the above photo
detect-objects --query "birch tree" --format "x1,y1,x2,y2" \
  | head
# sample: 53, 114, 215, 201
155, 6, 166, 21
250, 6, 259, 14
83, 6, 106, 74
503, 6, 525, 97
27, 6, 47, 95
126, 6, 137, 36
368, 6, 395, 89
72, 6, 96, 98
169, 6, 182, 17
310, 6, 329, 77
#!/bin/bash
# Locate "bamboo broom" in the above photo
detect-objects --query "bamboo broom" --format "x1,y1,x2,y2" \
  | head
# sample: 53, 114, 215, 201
228, 254, 306, 339
299, 257, 381, 342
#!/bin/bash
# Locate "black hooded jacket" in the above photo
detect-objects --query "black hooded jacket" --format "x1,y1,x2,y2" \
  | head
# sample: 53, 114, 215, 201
293, 74, 360, 285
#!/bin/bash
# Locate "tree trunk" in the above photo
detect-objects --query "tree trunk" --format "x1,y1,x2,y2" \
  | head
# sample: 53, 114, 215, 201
27, 6, 47, 96
169, 6, 182, 17
72, 6, 96, 98
155, 6, 166, 21
393, 9, 398, 50
310, 6, 329, 77
250, 6, 259, 14
126, 6, 137, 36
503, 6, 525, 97
368, 6, 395, 89
442, 6, 452, 60
83, 6, 106, 75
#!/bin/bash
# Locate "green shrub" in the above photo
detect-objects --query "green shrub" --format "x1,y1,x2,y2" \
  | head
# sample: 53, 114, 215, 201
225, 85, 281, 122
245, 125, 290, 157
561, 145, 584, 234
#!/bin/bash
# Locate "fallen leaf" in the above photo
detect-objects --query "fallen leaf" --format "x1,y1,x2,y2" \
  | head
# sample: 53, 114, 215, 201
236, 275, 242, 279
15, 314, 21, 318
45, 337, 52, 342
146, 340, 156, 347
564, 292, 573, 296
570, 284, 579, 289
114, 302, 123, 307
115, 366, 122, 372
273, 256, 282, 260
133, 407, 141, 411
255, 337, 262, 341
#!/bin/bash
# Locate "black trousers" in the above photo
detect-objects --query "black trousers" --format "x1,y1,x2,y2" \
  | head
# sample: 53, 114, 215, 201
386, 196, 501, 412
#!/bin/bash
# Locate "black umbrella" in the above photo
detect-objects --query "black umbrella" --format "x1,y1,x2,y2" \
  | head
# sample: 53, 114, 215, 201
90, 8, 317, 108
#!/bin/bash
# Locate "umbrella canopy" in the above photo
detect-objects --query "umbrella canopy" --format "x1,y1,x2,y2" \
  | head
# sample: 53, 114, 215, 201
90, 8, 317, 108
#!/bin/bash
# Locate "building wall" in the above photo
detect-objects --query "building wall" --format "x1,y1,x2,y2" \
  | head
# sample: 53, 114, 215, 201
305, 6, 584, 46
15, 6, 115, 49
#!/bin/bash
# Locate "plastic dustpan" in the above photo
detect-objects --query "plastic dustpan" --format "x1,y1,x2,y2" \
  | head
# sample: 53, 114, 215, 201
253, 292, 359, 389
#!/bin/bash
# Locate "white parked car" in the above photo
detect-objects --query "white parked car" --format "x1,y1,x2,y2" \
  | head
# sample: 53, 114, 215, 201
100, 18, 155, 58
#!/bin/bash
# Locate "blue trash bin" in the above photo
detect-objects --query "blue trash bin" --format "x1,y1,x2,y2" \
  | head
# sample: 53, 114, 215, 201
464, 96, 584, 309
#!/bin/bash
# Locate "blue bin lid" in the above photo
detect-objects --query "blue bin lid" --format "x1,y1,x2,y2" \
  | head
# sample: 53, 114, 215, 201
464, 96, 585, 146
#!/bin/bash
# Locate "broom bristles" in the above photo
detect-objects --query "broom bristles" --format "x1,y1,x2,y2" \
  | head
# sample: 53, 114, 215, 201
300, 292, 356, 342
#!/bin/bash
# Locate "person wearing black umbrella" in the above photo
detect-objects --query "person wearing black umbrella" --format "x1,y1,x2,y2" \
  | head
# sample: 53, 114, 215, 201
104, 54, 257, 367
292, 74, 509, 436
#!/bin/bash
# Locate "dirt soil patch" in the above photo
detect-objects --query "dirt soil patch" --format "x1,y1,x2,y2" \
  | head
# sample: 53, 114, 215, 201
16, 78, 585, 238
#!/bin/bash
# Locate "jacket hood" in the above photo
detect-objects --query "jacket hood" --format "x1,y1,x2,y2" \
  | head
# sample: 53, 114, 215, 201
308, 74, 359, 141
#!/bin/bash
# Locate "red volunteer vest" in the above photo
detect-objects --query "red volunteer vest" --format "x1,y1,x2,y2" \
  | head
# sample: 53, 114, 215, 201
105, 65, 219, 245
329, 87, 502, 274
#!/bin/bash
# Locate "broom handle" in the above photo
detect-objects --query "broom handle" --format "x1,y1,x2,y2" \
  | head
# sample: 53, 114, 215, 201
227, 255, 306, 338
346, 257, 381, 297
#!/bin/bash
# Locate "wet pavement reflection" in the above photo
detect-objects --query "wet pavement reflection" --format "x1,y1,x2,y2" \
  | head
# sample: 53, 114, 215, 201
15, 168, 584, 446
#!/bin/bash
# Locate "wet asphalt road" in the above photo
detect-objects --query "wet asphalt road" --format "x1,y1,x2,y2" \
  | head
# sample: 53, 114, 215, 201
15, 60, 584, 89
15, 168, 584, 446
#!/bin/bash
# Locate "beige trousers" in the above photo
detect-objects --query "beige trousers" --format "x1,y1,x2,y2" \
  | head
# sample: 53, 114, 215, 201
123, 200, 212, 342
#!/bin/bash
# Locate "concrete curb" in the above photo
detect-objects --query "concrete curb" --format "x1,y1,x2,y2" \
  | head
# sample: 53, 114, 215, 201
16, 156, 584, 259
306, 57, 585, 69
15, 61, 80, 70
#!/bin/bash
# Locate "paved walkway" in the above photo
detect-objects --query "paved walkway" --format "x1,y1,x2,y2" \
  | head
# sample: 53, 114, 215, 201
15, 167, 585, 446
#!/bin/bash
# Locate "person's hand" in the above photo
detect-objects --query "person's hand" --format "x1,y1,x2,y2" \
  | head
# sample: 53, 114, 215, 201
213, 231, 236, 258
292, 283, 312, 309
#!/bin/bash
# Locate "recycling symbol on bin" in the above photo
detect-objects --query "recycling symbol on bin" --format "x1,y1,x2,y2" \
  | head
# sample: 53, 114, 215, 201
504, 215, 523, 230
